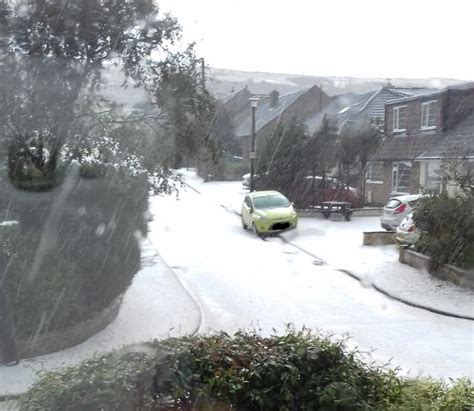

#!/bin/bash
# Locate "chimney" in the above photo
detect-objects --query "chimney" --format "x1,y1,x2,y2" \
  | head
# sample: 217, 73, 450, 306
269, 90, 279, 107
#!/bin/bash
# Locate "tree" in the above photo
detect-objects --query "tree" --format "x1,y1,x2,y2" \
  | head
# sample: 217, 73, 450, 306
154, 45, 216, 169
0, 0, 180, 187
336, 117, 382, 201
304, 116, 338, 205
256, 119, 308, 203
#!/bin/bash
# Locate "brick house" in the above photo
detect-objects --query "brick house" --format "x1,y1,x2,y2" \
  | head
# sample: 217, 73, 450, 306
366, 83, 474, 205
230, 85, 331, 155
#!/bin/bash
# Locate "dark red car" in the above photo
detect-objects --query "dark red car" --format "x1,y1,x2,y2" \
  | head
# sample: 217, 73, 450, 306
301, 176, 363, 209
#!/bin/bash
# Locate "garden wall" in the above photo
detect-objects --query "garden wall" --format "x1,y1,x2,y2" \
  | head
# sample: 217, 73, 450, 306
399, 248, 474, 289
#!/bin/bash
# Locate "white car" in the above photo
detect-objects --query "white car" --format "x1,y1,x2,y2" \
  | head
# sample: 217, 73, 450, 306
381, 194, 421, 231
242, 173, 250, 188
396, 212, 420, 246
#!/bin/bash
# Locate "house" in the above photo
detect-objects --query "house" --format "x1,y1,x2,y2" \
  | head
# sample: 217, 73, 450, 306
228, 85, 331, 155
305, 84, 437, 136
366, 83, 474, 205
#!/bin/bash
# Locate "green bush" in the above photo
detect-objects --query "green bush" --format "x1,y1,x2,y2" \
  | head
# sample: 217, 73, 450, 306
198, 155, 248, 182
18, 330, 473, 410
414, 194, 474, 270
0, 165, 148, 338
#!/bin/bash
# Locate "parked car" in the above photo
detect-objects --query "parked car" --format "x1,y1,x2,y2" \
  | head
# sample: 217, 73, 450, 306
381, 194, 421, 231
242, 172, 268, 189
241, 190, 298, 236
396, 212, 420, 246
302, 176, 363, 208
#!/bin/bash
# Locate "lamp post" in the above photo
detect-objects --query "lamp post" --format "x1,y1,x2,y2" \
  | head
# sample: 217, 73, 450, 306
249, 97, 259, 192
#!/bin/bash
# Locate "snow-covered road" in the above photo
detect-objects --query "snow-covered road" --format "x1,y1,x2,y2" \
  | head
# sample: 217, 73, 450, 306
148, 172, 474, 380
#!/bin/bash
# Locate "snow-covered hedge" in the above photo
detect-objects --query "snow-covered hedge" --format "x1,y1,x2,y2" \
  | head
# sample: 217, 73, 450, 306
18, 330, 473, 410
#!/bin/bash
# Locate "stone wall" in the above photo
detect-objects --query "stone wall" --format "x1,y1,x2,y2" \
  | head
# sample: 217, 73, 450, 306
399, 248, 474, 289
363, 231, 396, 246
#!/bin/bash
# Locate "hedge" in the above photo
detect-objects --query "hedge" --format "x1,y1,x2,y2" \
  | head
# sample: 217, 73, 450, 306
414, 194, 474, 270
0, 164, 148, 339
19, 330, 473, 410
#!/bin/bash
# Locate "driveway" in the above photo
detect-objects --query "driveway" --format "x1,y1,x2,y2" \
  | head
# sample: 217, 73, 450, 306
148, 171, 474, 380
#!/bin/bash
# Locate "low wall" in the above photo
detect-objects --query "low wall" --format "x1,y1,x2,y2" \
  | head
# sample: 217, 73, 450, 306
15, 295, 123, 361
298, 207, 383, 218
363, 231, 396, 245
399, 248, 474, 289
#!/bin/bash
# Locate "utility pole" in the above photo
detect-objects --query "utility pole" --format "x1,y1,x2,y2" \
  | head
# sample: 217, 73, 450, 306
200, 58, 206, 89
249, 97, 259, 192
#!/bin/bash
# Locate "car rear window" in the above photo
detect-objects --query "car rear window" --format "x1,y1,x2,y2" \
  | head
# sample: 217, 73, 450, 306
385, 199, 401, 209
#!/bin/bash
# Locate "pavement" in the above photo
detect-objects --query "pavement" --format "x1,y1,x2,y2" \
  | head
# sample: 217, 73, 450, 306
0, 239, 201, 399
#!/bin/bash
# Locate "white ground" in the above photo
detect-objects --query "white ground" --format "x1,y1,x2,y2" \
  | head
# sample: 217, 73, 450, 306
282, 219, 474, 319
149, 170, 474, 380
0, 240, 200, 397
1, 170, 473, 399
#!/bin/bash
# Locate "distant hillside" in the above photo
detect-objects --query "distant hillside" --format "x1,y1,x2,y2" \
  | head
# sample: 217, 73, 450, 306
98, 65, 467, 109
207, 67, 466, 98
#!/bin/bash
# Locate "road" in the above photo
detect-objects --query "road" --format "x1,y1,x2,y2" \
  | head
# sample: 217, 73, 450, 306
148, 174, 474, 380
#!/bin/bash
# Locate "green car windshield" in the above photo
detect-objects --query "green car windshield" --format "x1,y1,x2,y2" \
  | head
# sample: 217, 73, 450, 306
253, 195, 290, 209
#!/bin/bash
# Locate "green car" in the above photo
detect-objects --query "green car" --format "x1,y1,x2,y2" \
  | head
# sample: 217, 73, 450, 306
241, 191, 298, 236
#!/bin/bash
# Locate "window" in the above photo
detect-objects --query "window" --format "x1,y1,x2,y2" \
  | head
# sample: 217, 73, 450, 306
421, 100, 437, 130
425, 161, 442, 192
393, 105, 407, 132
366, 162, 384, 183
244, 196, 252, 208
392, 162, 412, 193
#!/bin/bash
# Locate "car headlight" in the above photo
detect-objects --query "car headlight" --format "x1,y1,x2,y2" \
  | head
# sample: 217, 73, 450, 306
254, 214, 270, 221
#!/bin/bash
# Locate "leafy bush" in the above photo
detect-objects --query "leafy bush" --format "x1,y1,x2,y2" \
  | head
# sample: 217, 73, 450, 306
414, 194, 474, 270
0, 165, 148, 338
19, 330, 473, 410
198, 155, 248, 181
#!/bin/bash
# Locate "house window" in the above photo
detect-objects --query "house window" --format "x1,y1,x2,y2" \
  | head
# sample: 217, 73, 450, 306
392, 162, 412, 193
393, 105, 407, 132
366, 162, 383, 183
421, 100, 437, 130
425, 161, 442, 192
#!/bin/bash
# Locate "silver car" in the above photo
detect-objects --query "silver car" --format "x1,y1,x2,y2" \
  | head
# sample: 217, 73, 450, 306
396, 212, 421, 245
381, 194, 421, 231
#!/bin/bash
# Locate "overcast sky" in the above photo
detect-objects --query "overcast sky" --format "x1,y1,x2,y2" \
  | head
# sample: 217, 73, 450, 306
157, 0, 474, 81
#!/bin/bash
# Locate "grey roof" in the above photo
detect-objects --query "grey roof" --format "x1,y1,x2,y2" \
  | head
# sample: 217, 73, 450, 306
373, 135, 440, 161
304, 92, 372, 135
234, 89, 308, 137
221, 87, 251, 104
386, 83, 473, 105
304, 86, 425, 135
418, 111, 474, 159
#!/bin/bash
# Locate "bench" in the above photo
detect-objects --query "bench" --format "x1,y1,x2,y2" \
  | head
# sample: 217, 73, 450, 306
320, 201, 353, 221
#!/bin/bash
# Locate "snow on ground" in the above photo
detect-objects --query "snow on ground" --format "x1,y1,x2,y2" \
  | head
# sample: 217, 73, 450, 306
282, 218, 474, 319
2, 170, 472, 398
0, 240, 200, 397
148, 171, 474, 380
181, 168, 473, 319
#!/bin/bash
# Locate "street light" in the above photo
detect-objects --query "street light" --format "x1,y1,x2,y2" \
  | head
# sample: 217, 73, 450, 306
249, 96, 259, 192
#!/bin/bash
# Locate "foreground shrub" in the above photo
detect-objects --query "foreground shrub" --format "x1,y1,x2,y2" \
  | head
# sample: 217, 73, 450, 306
414, 194, 474, 270
19, 330, 473, 410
